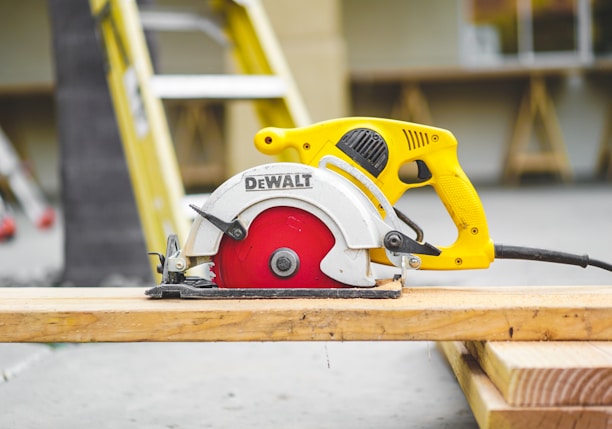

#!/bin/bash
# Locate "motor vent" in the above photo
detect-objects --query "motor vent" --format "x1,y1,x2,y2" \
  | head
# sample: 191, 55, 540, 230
336, 128, 388, 178
402, 128, 431, 151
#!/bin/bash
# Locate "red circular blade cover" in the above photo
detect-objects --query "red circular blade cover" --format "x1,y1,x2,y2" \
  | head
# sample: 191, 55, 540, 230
211, 206, 347, 288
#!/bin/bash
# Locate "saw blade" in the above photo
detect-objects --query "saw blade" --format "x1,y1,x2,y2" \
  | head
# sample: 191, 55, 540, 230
211, 206, 348, 288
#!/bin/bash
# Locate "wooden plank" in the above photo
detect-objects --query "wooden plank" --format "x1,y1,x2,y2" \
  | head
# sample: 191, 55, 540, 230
350, 64, 578, 84
508, 153, 569, 173
350, 59, 612, 84
0, 83, 54, 95
0, 285, 610, 343
438, 341, 612, 429
465, 341, 612, 407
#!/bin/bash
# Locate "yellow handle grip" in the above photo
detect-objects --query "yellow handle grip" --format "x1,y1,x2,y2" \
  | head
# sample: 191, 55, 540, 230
420, 149, 494, 269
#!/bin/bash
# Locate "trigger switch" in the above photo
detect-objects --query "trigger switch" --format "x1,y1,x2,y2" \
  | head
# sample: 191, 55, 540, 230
416, 160, 432, 181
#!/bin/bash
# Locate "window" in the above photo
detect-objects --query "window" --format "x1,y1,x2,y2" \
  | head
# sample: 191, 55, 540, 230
531, 0, 577, 53
592, 0, 612, 56
461, 0, 605, 66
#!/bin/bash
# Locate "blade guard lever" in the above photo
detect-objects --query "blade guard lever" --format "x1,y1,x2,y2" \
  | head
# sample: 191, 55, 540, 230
190, 204, 247, 241
383, 231, 441, 257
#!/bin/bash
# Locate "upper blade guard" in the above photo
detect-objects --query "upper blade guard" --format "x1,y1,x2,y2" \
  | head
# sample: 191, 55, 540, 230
182, 162, 395, 287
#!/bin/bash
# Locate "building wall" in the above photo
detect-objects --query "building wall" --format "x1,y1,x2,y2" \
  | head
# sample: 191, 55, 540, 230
0, 1, 54, 89
343, 0, 461, 70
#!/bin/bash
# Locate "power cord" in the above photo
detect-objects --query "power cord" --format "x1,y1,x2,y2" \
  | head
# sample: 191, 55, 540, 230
494, 244, 612, 272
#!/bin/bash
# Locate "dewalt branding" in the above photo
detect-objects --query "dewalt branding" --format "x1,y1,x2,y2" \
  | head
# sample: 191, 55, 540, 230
244, 173, 312, 191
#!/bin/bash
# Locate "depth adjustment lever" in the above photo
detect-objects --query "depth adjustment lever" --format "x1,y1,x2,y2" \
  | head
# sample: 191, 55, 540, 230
190, 204, 247, 241
383, 230, 441, 257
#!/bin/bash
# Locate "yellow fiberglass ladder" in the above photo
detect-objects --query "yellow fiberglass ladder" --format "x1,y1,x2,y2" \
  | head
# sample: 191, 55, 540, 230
89, 0, 310, 279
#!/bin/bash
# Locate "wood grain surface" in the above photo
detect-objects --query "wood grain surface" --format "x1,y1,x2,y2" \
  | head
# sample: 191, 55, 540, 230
0, 285, 610, 342
438, 341, 612, 429
465, 341, 612, 407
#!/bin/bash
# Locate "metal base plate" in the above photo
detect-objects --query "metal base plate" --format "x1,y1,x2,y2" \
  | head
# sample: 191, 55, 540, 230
145, 279, 402, 299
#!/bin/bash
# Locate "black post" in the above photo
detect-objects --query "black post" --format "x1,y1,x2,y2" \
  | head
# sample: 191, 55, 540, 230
48, 0, 152, 285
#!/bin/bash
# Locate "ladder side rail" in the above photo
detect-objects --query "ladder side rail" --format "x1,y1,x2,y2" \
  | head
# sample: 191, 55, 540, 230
90, 0, 190, 279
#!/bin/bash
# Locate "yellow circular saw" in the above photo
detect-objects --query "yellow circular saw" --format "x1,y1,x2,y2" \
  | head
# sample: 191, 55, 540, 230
146, 117, 612, 299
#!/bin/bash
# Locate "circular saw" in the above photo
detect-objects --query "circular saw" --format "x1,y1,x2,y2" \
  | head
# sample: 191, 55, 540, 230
146, 117, 612, 299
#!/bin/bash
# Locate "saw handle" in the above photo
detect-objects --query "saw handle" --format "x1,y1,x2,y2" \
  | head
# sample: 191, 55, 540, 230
415, 146, 494, 270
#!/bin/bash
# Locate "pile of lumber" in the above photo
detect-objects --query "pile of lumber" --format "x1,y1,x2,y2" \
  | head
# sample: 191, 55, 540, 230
439, 341, 612, 429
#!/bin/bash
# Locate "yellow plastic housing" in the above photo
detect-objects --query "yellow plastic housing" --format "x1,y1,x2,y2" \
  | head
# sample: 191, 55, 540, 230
254, 117, 494, 270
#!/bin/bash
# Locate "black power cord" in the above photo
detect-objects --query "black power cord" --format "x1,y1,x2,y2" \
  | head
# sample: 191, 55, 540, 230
494, 244, 612, 272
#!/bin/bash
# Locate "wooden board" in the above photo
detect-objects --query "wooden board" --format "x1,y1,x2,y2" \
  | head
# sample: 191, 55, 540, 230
350, 60, 612, 84
0, 285, 610, 342
465, 341, 612, 407
438, 341, 612, 429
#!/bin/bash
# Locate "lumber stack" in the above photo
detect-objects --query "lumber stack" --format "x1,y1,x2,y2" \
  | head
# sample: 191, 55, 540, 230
439, 341, 612, 429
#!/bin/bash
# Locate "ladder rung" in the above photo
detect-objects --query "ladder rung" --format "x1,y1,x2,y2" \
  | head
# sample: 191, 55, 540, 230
138, 9, 226, 45
151, 75, 287, 100
139, 9, 212, 31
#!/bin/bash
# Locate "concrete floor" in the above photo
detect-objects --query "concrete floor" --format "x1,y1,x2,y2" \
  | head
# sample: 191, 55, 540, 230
0, 183, 611, 428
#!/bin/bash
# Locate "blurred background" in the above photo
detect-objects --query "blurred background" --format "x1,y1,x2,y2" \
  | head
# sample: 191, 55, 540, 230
0, 0, 611, 285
